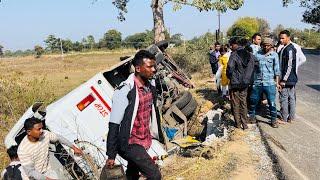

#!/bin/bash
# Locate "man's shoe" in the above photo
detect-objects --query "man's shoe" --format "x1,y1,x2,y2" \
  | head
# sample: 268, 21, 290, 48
287, 119, 292, 123
271, 122, 279, 128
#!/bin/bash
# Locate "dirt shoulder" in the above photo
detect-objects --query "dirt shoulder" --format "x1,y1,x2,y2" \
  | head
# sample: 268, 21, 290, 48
160, 72, 277, 179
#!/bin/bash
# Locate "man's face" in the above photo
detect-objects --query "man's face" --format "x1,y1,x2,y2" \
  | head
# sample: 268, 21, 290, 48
215, 45, 221, 51
262, 43, 273, 53
253, 36, 262, 45
27, 123, 44, 140
230, 44, 238, 51
136, 58, 156, 80
279, 34, 290, 45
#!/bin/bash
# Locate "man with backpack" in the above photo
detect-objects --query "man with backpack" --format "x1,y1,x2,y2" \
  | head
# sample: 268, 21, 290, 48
1, 145, 29, 180
227, 38, 255, 130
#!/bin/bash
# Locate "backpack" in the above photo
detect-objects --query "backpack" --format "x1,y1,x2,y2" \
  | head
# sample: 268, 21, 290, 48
3, 164, 23, 180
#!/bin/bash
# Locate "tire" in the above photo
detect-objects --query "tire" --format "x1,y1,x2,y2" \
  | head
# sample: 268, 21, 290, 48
181, 98, 197, 117
173, 91, 192, 109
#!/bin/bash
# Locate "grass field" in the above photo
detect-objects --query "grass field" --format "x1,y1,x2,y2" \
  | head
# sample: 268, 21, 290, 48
0, 50, 135, 170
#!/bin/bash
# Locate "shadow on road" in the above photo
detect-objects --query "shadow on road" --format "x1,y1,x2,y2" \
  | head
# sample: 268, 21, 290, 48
302, 48, 320, 55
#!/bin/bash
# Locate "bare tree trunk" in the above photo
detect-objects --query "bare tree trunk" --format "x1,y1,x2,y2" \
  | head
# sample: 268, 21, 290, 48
151, 0, 166, 43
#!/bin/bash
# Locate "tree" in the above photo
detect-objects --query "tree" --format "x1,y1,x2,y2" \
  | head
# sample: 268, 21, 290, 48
170, 33, 183, 46
112, 0, 244, 43
44, 35, 59, 52
227, 17, 259, 39
0, 44, 3, 57
123, 30, 153, 49
100, 29, 122, 49
87, 35, 96, 49
284, 0, 320, 28
34, 45, 44, 58
73, 41, 84, 51
272, 24, 285, 40
256, 18, 271, 36
62, 39, 73, 52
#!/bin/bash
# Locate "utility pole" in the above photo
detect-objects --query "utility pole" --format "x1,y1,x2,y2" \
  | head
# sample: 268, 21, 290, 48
217, 11, 221, 42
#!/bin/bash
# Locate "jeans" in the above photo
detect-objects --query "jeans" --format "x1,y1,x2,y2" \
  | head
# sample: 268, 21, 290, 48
230, 87, 248, 128
279, 86, 296, 121
249, 84, 277, 123
119, 144, 161, 180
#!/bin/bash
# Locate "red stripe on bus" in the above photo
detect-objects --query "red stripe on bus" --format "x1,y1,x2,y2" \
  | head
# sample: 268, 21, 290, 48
90, 86, 111, 112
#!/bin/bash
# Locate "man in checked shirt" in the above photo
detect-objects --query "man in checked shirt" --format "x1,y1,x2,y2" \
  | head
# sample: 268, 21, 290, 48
106, 50, 164, 180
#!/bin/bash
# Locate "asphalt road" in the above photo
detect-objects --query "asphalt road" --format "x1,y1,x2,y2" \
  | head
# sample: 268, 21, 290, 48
258, 51, 320, 180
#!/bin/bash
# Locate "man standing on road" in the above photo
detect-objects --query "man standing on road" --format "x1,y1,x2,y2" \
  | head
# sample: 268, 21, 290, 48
106, 50, 164, 180
18, 117, 83, 180
277, 38, 306, 74
227, 38, 255, 130
278, 30, 298, 123
248, 38, 281, 128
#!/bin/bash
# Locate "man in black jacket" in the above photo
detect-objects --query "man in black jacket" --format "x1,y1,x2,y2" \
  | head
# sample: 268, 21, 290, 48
278, 30, 297, 123
106, 50, 164, 180
227, 38, 255, 130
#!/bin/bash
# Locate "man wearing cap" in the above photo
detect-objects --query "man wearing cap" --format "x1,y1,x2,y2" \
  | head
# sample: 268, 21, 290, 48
248, 37, 281, 128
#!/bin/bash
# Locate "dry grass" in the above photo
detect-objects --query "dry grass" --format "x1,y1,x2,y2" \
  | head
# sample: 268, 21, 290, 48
0, 50, 135, 171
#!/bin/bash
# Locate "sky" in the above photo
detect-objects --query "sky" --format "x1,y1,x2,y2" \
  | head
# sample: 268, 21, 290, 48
0, 0, 313, 51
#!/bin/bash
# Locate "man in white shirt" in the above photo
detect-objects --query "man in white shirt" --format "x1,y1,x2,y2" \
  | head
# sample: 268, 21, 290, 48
18, 117, 83, 180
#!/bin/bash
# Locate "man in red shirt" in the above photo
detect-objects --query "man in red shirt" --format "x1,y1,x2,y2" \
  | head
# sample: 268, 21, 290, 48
106, 50, 164, 180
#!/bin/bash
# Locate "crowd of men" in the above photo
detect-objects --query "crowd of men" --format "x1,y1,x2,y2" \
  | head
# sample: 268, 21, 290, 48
210, 29, 306, 129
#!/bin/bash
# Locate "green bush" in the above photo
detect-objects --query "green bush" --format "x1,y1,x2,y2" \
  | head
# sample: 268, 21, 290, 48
0, 75, 56, 169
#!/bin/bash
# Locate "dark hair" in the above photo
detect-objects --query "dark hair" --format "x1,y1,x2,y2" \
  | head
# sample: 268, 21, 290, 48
224, 44, 230, 48
132, 50, 155, 67
219, 46, 228, 54
279, 30, 291, 37
251, 33, 261, 40
229, 37, 239, 45
24, 117, 42, 131
214, 42, 220, 46
7, 145, 18, 160
238, 38, 249, 47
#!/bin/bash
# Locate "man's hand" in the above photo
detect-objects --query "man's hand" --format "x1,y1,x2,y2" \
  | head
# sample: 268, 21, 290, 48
106, 159, 115, 169
72, 145, 83, 156
277, 84, 282, 91
280, 82, 286, 87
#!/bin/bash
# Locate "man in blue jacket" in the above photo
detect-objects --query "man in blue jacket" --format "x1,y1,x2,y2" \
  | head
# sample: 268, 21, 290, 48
278, 30, 298, 123
248, 38, 281, 128
106, 50, 164, 180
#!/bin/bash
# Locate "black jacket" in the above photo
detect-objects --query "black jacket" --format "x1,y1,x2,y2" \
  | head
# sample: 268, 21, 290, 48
279, 43, 298, 86
107, 74, 164, 160
226, 48, 255, 89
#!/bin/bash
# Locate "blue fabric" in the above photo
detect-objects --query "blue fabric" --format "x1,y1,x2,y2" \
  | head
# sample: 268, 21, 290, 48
253, 51, 280, 86
250, 44, 261, 56
164, 127, 178, 140
249, 85, 277, 122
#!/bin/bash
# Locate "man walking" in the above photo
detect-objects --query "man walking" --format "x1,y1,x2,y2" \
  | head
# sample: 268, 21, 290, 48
106, 50, 164, 180
278, 30, 298, 123
248, 38, 281, 128
227, 38, 255, 130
